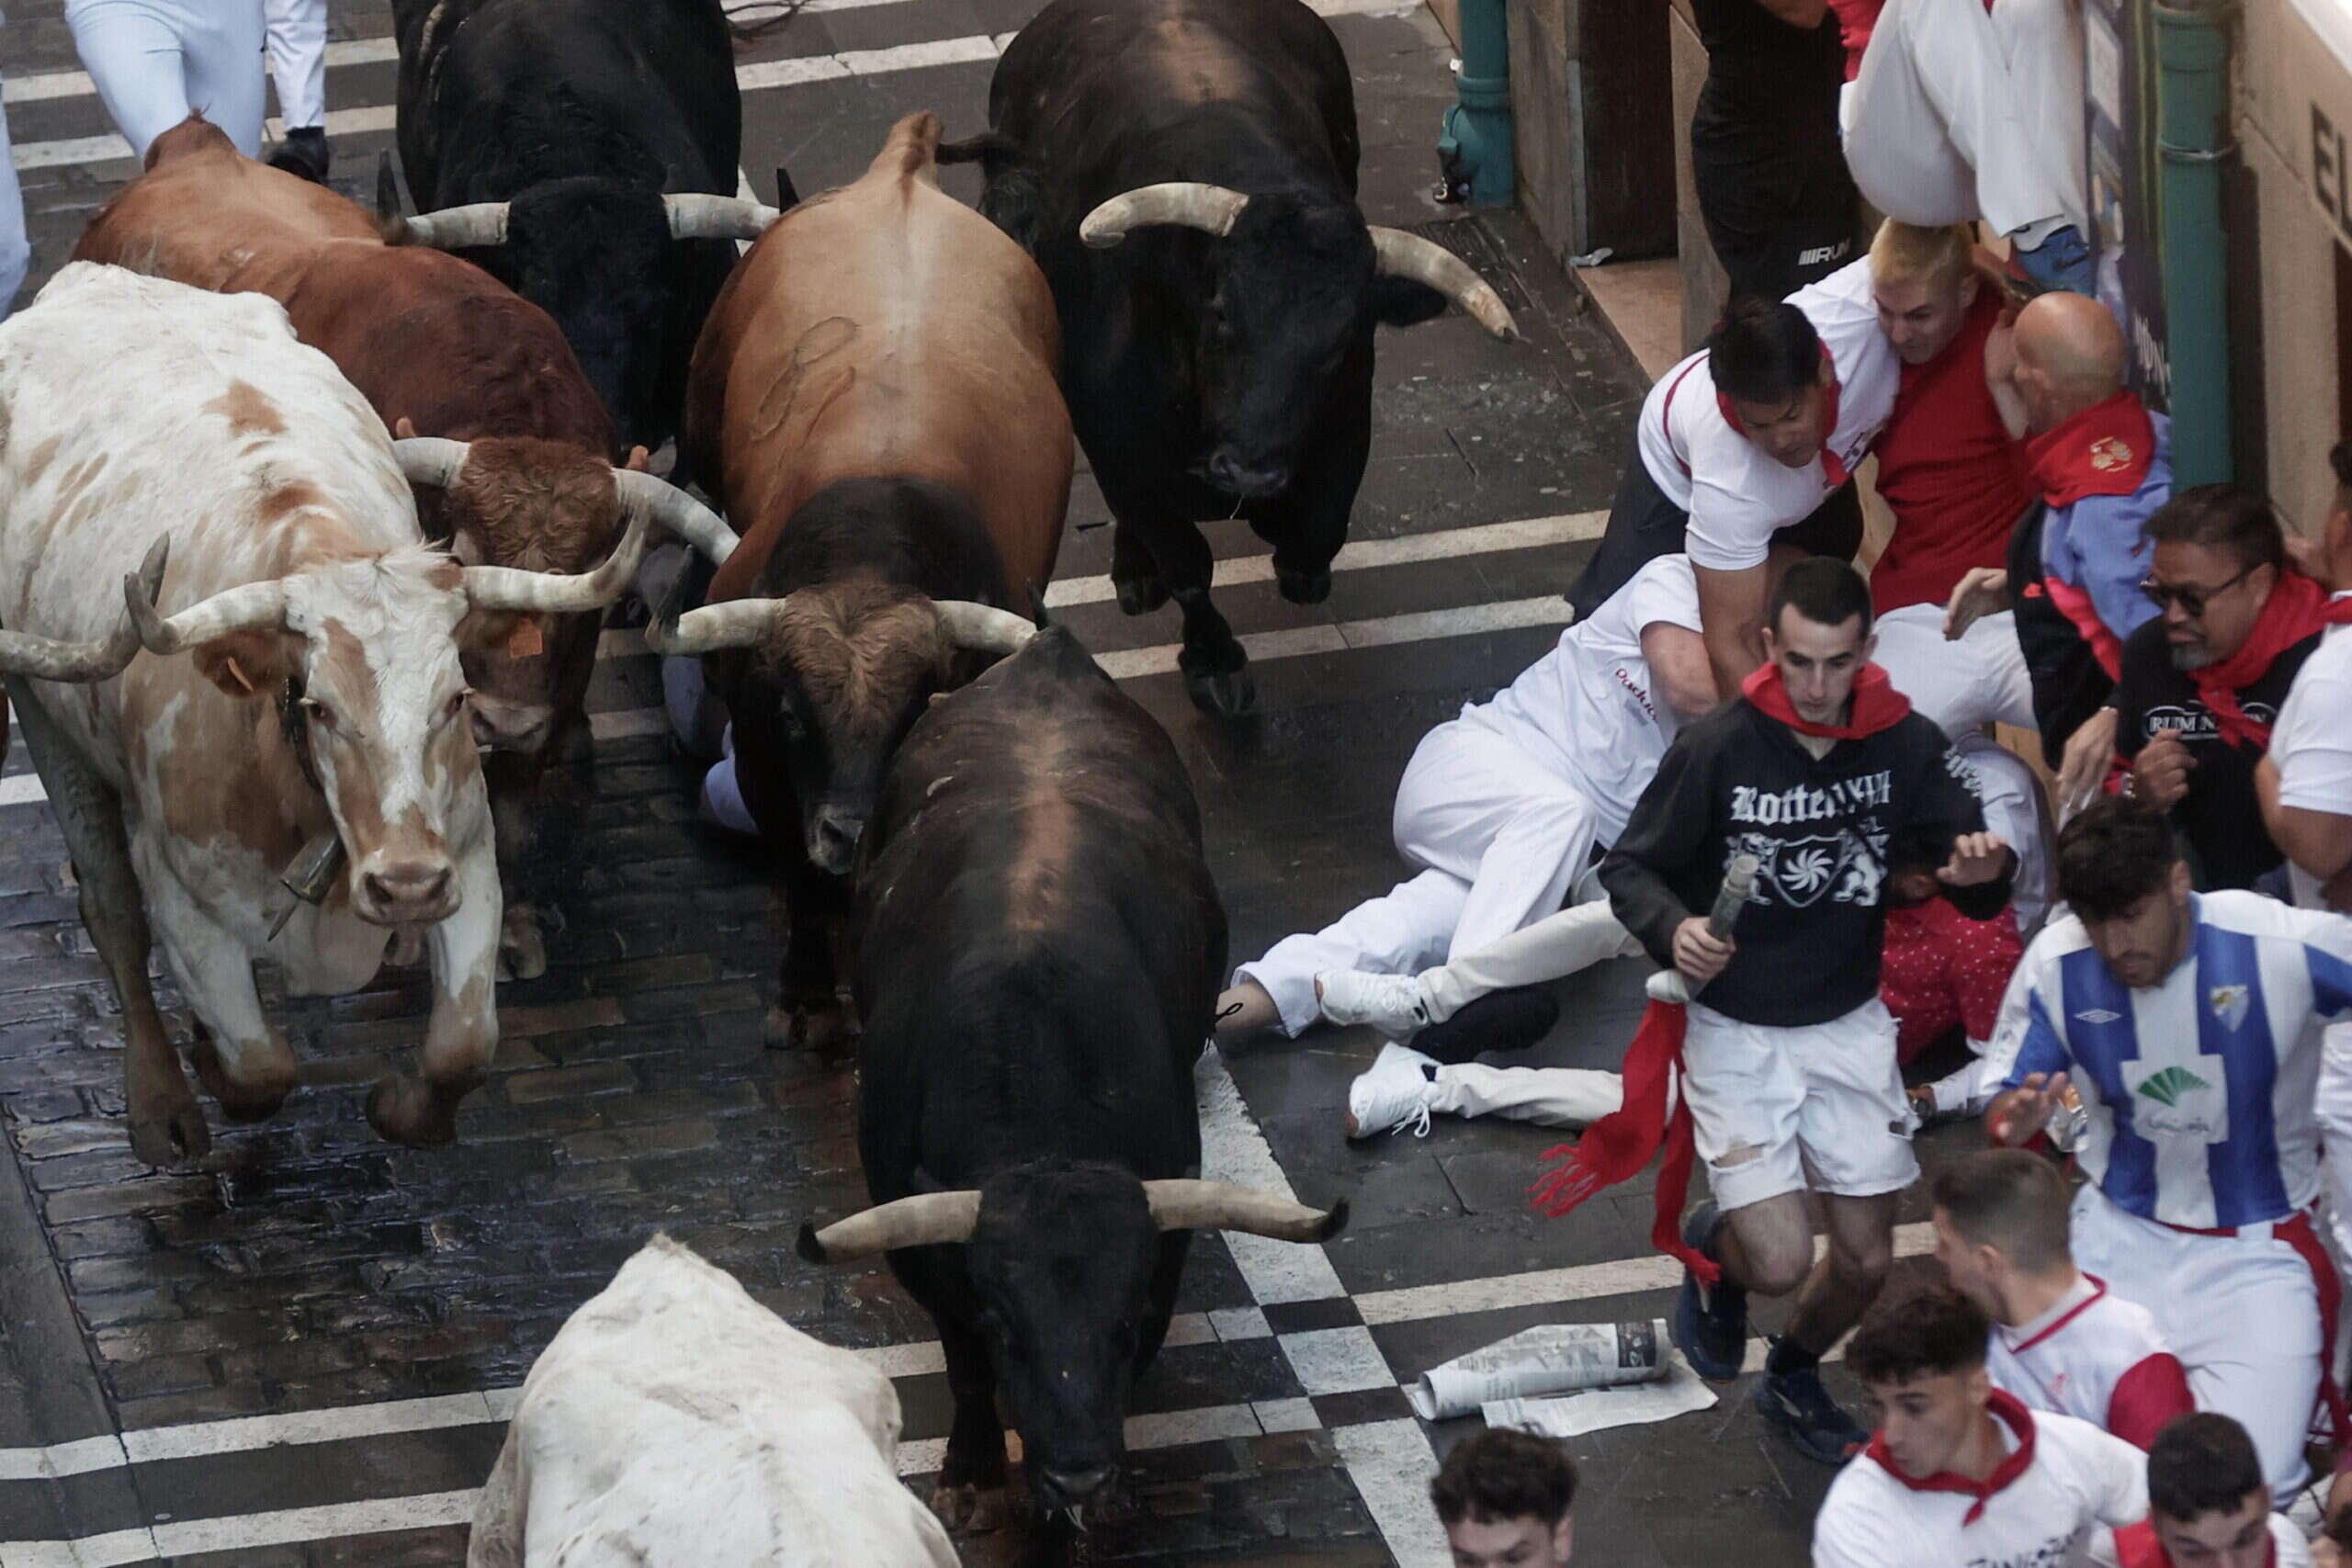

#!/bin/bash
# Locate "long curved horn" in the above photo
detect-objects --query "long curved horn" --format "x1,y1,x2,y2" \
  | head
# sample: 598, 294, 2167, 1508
1366, 228, 1521, 341
1080, 183, 1250, 249
663, 193, 784, 242
462, 503, 651, 615
391, 436, 471, 491
1141, 1179, 1349, 1242
125, 560, 287, 656
616, 470, 738, 566
3, 536, 171, 682
933, 600, 1036, 656
797, 1190, 983, 1262
641, 596, 785, 658
401, 202, 511, 250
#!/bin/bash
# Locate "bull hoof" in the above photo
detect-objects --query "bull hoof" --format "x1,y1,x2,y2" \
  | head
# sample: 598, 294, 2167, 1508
1113, 570, 1170, 617
365, 1075, 468, 1147
932, 1482, 1010, 1535
1182, 662, 1257, 719
499, 905, 548, 983
1275, 565, 1333, 605
765, 998, 856, 1058
187, 1039, 293, 1123
129, 1081, 210, 1168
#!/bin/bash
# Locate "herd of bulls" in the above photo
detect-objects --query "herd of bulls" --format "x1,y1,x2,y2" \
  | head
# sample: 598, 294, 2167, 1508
0, 0, 1520, 1540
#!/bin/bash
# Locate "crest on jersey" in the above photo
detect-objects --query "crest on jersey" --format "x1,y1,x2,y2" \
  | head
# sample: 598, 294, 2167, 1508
2135, 1065, 2211, 1107
2089, 436, 2134, 472
2209, 985, 2251, 1032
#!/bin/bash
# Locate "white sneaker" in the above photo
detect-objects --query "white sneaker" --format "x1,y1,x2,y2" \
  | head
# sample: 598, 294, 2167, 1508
1345, 1043, 1442, 1139
1315, 968, 1432, 1039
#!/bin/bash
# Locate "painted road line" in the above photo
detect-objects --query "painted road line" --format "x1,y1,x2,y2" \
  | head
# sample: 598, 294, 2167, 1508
12, 0, 1420, 173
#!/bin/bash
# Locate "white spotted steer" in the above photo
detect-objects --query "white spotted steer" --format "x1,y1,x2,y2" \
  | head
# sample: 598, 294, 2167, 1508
0, 265, 649, 1162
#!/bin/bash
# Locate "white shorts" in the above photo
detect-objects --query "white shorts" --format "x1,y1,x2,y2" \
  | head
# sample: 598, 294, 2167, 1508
1871, 604, 2037, 739
1682, 998, 1919, 1212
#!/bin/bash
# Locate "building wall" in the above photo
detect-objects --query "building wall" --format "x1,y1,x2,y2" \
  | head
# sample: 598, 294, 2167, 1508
1670, 0, 1731, 353
2237, 0, 2349, 531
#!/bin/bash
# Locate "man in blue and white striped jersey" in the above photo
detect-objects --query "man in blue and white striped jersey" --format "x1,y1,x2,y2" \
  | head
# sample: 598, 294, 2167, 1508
1987, 797, 2352, 1500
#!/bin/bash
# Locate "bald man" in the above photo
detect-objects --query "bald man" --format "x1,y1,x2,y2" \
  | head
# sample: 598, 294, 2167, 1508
1944, 292, 2170, 787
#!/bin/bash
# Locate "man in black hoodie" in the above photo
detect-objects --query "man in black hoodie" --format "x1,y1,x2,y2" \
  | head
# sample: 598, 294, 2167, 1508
1578, 559, 2013, 1462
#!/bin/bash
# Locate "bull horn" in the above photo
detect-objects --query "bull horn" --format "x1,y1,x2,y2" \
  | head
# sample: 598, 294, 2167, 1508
391, 436, 472, 491
1366, 228, 1520, 341
642, 596, 785, 658
3, 536, 171, 682
933, 600, 1036, 656
662, 193, 784, 242
462, 502, 651, 615
401, 202, 511, 250
124, 567, 287, 656
797, 1190, 983, 1262
1080, 183, 1250, 249
1140, 1179, 1349, 1242
616, 470, 738, 566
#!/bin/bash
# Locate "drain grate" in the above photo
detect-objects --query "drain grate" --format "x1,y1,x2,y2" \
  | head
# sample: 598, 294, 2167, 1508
1403, 215, 1534, 319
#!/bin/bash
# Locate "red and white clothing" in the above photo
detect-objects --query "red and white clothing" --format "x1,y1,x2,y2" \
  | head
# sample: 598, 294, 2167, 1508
1634, 259, 1896, 577
1985, 1275, 2194, 1449
1813, 1393, 2148, 1568
2115, 1515, 2316, 1568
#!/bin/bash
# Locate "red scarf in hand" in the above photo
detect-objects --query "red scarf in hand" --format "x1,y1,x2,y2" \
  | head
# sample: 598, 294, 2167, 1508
2026, 390, 2156, 506
1529, 663, 1912, 1280
1716, 346, 1850, 488
2192, 572, 2352, 749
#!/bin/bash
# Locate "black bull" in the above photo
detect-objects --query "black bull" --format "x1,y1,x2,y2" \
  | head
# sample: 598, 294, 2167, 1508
944, 0, 1519, 718
797, 630, 1345, 1525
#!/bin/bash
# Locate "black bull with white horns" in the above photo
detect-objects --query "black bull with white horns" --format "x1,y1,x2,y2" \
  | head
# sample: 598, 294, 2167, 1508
797, 628, 1347, 1530
942, 0, 1521, 718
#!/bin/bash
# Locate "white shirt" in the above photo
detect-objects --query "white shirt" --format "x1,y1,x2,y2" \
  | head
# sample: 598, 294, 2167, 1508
1985, 1275, 2192, 1446
1814, 1398, 2148, 1568
1476, 554, 1702, 839
1635, 258, 1898, 575
2270, 614, 2352, 909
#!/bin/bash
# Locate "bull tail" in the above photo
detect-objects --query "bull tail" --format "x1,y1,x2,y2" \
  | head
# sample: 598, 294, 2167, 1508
874, 112, 944, 189
935, 130, 1018, 166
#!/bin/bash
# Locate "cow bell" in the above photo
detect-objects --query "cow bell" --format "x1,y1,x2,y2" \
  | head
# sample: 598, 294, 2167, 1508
269, 830, 347, 940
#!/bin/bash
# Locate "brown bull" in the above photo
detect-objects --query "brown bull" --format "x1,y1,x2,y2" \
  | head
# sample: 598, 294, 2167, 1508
668, 111, 1073, 1052
74, 115, 728, 979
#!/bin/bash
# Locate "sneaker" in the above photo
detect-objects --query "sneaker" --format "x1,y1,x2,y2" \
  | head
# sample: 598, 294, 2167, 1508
1753, 1359, 1869, 1464
1669, 1201, 1747, 1382
267, 127, 332, 185
1315, 968, 1431, 1040
1416, 986, 1560, 1065
1343, 1042, 1441, 1139
2008, 222, 2092, 297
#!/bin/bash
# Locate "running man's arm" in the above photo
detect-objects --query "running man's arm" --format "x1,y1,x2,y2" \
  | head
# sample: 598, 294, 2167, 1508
1641, 620, 1718, 717
1915, 741, 2014, 921
1692, 561, 1770, 699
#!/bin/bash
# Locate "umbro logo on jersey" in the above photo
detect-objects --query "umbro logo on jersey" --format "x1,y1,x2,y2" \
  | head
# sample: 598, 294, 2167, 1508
2136, 1066, 2211, 1107
2210, 984, 2251, 1031
2075, 1009, 2123, 1024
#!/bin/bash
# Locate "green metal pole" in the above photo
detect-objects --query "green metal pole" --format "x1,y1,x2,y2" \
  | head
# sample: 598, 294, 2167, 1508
2152, 0, 2233, 485
1437, 0, 1514, 207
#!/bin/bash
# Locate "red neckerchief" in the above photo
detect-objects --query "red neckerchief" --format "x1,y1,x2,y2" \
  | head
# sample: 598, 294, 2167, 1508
2026, 391, 2156, 505
2114, 1520, 2277, 1568
2191, 572, 2352, 749
1716, 346, 1849, 487
1742, 661, 1913, 739
1865, 1391, 2038, 1525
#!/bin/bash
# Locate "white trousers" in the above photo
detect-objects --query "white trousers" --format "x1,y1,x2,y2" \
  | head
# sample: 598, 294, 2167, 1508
2075, 1186, 2324, 1497
2317, 1021, 2352, 1386
265, 0, 327, 130
0, 65, 28, 320
65, 0, 267, 161
1238, 715, 1604, 1037
1842, 0, 2087, 237
1872, 605, 2038, 741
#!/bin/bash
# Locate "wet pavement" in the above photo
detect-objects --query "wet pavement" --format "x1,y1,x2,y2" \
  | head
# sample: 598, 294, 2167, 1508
1, 4, 1983, 1564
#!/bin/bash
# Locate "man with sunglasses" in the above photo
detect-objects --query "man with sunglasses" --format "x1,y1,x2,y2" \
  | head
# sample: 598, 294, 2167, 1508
2093, 486, 2350, 891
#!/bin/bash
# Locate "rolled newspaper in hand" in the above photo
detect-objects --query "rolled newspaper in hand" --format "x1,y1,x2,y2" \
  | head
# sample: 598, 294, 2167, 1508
1406, 1321, 1670, 1421
1709, 852, 1760, 938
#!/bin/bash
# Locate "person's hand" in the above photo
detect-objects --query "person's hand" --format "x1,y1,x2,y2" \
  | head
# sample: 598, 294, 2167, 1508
1906, 1085, 1939, 1120
1939, 831, 2012, 886
1988, 1071, 2072, 1145
2056, 707, 2120, 817
1943, 568, 2010, 640
2131, 728, 2196, 810
1672, 916, 1736, 987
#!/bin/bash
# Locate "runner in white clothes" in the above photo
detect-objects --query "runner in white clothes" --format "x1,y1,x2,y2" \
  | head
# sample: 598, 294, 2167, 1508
1986, 798, 2352, 1497
1216, 554, 1713, 1057
264, 0, 331, 181
64, 0, 268, 161
1932, 1149, 2194, 1448
1565, 258, 1899, 697
0, 8, 28, 319
1815, 1282, 2149, 1568
2115, 1416, 2315, 1568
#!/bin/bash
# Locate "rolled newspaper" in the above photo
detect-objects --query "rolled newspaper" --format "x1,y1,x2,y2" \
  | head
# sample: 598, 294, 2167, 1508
1405, 1320, 1669, 1421
1646, 852, 1759, 1007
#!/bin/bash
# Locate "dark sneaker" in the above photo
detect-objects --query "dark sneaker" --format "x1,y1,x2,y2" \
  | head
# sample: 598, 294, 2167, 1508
1415, 986, 1560, 1065
1669, 1201, 1747, 1382
1753, 1361, 1868, 1464
267, 127, 332, 185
